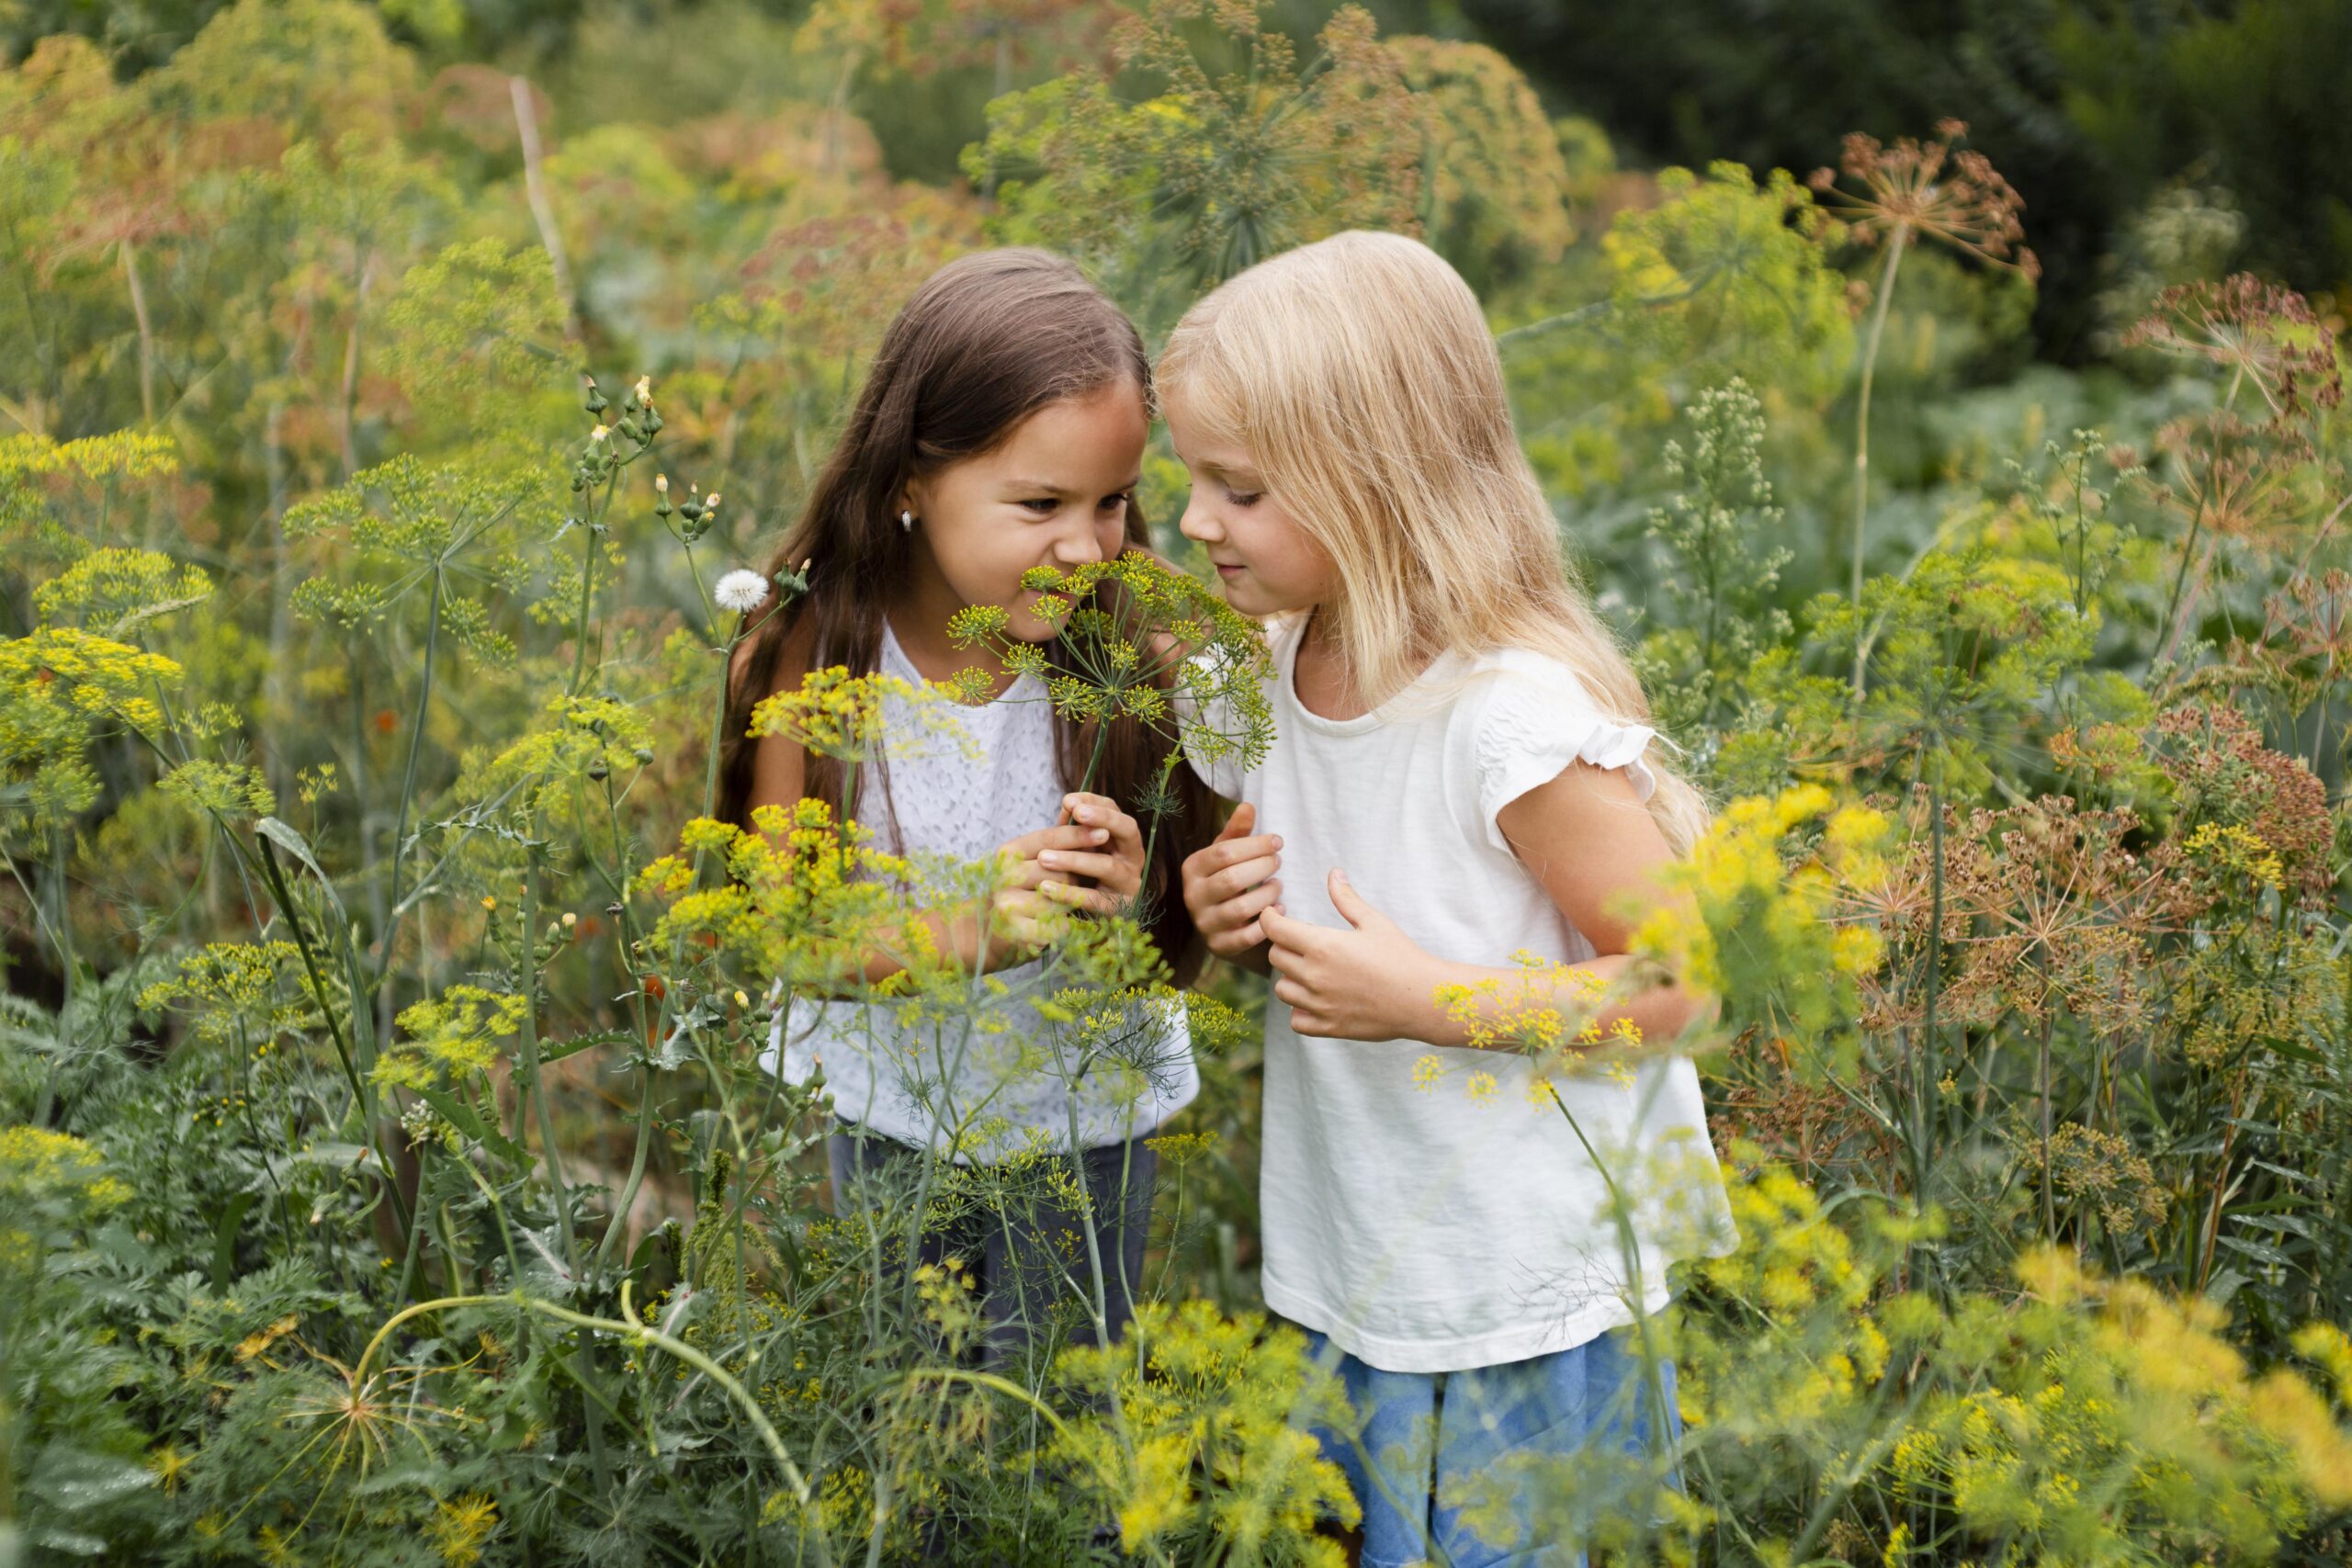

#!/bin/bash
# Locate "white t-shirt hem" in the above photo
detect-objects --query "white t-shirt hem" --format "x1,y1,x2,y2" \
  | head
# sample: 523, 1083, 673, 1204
1262, 1264, 1682, 1376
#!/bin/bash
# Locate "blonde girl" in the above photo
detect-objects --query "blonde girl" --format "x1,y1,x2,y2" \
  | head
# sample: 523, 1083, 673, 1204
1167, 231, 1736, 1566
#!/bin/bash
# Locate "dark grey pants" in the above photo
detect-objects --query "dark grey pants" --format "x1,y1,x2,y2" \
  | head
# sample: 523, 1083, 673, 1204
827, 1120, 1159, 1370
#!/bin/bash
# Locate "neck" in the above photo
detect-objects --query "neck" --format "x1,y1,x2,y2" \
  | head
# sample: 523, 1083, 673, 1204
1291, 603, 1367, 719
888, 558, 1018, 695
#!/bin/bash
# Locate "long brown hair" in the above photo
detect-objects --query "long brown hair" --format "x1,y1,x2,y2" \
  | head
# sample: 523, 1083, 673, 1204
718, 248, 1218, 980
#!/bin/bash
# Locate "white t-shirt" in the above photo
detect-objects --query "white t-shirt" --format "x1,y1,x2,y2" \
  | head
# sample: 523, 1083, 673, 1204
1190, 615, 1736, 1373
763, 619, 1199, 1163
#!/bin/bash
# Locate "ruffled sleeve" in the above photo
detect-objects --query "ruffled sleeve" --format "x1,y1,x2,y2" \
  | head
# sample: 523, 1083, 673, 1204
1470, 660, 1658, 856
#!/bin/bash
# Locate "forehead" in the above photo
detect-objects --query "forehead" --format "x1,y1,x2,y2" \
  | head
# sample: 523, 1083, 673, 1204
976, 381, 1148, 482
1160, 388, 1258, 470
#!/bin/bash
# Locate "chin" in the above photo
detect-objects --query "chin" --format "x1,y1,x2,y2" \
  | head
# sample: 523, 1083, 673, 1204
1004, 607, 1063, 644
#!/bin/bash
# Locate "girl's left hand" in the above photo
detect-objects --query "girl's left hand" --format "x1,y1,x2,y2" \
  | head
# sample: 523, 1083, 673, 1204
1035, 792, 1146, 916
1261, 869, 1441, 1041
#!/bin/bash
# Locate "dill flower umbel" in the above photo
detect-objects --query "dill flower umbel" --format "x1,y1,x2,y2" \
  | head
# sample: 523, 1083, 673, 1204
714, 570, 771, 615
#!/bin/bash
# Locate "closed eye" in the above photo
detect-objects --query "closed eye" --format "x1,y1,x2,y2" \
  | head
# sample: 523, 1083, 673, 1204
1225, 488, 1261, 507
1020, 498, 1059, 515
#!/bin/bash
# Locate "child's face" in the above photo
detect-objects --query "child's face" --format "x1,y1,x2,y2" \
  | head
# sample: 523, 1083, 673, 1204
902, 379, 1146, 642
1165, 390, 1336, 618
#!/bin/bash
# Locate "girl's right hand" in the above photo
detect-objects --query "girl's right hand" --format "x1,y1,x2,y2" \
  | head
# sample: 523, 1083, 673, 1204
1181, 802, 1282, 970
987, 818, 1116, 953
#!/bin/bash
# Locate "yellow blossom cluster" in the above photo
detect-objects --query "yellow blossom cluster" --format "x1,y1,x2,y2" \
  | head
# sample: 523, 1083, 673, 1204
31, 546, 213, 637
138, 941, 310, 1047
635, 800, 922, 989
748, 665, 976, 765
1629, 785, 1888, 1074
372, 986, 529, 1091
1, 1125, 130, 1266
2183, 820, 2287, 893
1054, 1298, 1358, 1562
0, 627, 183, 830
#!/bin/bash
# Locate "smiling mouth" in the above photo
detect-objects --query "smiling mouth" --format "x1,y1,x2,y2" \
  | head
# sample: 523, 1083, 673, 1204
1212, 561, 1245, 577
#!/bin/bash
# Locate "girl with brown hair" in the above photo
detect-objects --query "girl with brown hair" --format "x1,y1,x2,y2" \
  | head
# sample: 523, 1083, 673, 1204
718, 247, 1217, 1363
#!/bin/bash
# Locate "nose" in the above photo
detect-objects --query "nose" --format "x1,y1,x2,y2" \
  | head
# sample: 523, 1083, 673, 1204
1050, 512, 1105, 566
1179, 493, 1220, 546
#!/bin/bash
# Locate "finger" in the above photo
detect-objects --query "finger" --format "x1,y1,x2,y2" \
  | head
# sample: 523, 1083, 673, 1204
1273, 977, 1310, 1010
1186, 832, 1283, 877
1004, 822, 1113, 858
1216, 801, 1257, 842
1220, 877, 1283, 923
1259, 905, 1310, 948
1202, 852, 1280, 905
1062, 792, 1142, 852
999, 856, 1056, 893
1327, 868, 1388, 932
1209, 919, 1265, 955
1038, 878, 1119, 916
992, 889, 1062, 945
1036, 848, 1126, 886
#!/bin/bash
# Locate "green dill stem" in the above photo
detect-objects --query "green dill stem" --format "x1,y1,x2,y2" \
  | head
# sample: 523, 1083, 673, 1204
1544, 1083, 1683, 1490
29, 827, 73, 1125
393, 1147, 432, 1301
567, 469, 614, 697
1849, 227, 1909, 702
252, 833, 413, 1242
1912, 767, 1948, 1235
516, 850, 579, 1269
377, 566, 444, 1022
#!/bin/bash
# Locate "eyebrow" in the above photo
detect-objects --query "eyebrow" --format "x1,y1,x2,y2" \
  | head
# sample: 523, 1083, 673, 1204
1005, 476, 1143, 493
1191, 457, 1261, 481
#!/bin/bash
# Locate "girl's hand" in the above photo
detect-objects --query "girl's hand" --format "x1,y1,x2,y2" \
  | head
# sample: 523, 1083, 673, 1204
1002, 793, 1145, 917
1261, 869, 1442, 1041
1045, 791, 1148, 914
1181, 803, 1282, 971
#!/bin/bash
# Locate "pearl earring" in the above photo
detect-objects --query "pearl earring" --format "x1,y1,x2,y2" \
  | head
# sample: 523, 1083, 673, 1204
899, 510, 914, 532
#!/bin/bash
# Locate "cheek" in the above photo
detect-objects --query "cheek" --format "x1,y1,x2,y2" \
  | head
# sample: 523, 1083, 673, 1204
931, 518, 1035, 598
1255, 518, 1328, 592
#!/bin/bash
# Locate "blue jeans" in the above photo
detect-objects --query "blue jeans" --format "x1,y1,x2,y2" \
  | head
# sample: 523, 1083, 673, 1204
826, 1120, 1158, 1372
1302, 1324, 1683, 1568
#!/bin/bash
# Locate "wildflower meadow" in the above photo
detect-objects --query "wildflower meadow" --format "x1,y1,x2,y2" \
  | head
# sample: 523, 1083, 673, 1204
3, 1, 2350, 1563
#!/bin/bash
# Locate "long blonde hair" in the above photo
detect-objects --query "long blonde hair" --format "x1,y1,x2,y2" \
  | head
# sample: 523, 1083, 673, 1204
1156, 230, 1708, 855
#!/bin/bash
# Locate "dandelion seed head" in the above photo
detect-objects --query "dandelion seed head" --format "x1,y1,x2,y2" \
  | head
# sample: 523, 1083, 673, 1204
715, 570, 770, 614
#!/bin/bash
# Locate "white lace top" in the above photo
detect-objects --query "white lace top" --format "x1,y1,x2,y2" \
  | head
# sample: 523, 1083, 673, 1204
762, 619, 1199, 1162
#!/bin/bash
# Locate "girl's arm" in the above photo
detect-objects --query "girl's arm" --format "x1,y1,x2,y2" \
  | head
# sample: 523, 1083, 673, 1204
1261, 762, 1711, 1050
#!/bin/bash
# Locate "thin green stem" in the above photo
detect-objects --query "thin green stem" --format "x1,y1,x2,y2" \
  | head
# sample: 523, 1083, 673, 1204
1849, 229, 1909, 701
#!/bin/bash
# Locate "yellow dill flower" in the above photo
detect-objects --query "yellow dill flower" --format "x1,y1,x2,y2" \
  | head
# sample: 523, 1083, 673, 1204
2291, 1322, 2352, 1405
2182, 820, 2286, 892
0, 1125, 131, 1218
1412, 1055, 1444, 1092
749, 665, 976, 764
428, 1494, 499, 1567
0, 627, 182, 829
373, 987, 528, 1091
1464, 1070, 1498, 1105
